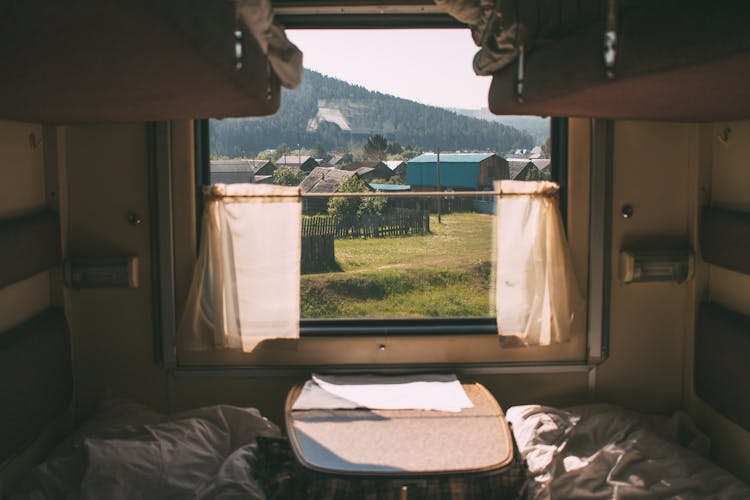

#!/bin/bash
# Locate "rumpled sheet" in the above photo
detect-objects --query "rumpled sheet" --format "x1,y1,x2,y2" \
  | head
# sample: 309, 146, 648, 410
11, 398, 281, 500
507, 404, 750, 499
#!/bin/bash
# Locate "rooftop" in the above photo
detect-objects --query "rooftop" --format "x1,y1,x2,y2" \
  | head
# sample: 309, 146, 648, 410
408, 153, 496, 163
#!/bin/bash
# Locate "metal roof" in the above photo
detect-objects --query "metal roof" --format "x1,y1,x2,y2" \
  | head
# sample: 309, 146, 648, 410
369, 183, 411, 191
408, 153, 495, 163
210, 159, 271, 173
507, 159, 534, 179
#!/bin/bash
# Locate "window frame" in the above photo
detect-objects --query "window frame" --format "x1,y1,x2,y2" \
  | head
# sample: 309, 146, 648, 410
157, 21, 612, 371
166, 115, 607, 372
195, 118, 568, 339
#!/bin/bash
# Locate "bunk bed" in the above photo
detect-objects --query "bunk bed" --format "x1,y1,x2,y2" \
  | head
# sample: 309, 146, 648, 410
2, 0, 750, 498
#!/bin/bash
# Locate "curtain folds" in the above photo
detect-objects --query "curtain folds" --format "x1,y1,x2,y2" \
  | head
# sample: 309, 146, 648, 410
435, 0, 602, 76
180, 184, 301, 352
494, 180, 583, 346
237, 0, 303, 89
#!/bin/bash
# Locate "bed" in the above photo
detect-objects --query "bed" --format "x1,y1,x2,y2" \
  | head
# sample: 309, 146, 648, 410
507, 404, 750, 499
8, 396, 750, 500
9, 398, 281, 500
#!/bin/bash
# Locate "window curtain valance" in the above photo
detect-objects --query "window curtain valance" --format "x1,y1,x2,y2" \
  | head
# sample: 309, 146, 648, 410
179, 184, 301, 352
494, 180, 583, 346
435, 0, 602, 76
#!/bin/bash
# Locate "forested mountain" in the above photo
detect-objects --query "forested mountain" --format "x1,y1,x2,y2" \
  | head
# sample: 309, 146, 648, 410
210, 70, 534, 158
449, 109, 550, 144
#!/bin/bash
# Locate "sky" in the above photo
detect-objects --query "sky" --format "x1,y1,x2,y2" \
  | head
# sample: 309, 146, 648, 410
285, 29, 491, 110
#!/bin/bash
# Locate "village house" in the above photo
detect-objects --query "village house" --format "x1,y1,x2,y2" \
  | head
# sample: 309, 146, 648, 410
208, 159, 252, 184
405, 153, 509, 191
339, 161, 394, 181
299, 167, 362, 214
528, 146, 544, 159
507, 159, 536, 180
276, 154, 319, 172
385, 160, 407, 180
532, 158, 552, 179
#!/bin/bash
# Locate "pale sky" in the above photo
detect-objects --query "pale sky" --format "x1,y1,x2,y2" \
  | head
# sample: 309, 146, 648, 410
286, 29, 491, 110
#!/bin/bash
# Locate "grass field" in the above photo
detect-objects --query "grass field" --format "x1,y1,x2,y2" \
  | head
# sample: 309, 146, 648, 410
301, 212, 496, 318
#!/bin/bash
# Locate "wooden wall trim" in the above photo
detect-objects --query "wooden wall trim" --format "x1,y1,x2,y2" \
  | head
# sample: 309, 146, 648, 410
0, 209, 61, 289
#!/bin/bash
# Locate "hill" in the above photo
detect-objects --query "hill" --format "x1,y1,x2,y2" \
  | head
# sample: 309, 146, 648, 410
449, 109, 550, 144
210, 70, 534, 158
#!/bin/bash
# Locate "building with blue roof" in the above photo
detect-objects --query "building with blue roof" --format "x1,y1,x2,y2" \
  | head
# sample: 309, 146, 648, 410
405, 153, 508, 190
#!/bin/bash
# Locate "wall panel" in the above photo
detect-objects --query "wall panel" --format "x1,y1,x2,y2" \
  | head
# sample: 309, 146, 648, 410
64, 124, 168, 416
685, 120, 750, 483
596, 121, 695, 413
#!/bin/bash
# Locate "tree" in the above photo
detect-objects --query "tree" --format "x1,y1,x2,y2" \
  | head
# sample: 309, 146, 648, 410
521, 166, 550, 181
387, 141, 403, 155
273, 167, 306, 186
541, 137, 551, 158
274, 143, 291, 161
363, 134, 389, 161
327, 176, 386, 217
313, 142, 329, 161
337, 152, 354, 167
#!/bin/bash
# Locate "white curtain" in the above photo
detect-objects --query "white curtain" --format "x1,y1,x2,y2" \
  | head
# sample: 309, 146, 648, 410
180, 183, 301, 352
494, 180, 583, 345
236, 0, 303, 89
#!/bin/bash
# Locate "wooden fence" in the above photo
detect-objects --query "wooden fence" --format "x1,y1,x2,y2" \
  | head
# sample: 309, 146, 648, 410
302, 209, 430, 240
301, 232, 335, 270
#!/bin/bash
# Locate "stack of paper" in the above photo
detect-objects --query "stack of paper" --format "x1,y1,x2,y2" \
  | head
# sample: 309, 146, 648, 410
292, 373, 473, 413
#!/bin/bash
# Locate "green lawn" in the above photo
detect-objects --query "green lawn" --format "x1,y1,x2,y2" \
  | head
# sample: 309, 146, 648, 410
301, 212, 496, 318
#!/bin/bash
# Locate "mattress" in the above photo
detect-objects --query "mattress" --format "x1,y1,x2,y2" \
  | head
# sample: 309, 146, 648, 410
507, 404, 750, 499
9, 398, 281, 500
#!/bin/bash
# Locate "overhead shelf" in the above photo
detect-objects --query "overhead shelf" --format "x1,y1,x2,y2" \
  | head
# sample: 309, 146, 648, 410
0, 0, 282, 123
488, 1, 750, 121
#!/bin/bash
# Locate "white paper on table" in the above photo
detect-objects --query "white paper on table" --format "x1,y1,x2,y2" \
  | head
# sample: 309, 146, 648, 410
292, 373, 473, 412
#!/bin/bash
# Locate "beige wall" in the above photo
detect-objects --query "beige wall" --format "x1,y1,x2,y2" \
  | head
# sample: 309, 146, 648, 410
685, 121, 750, 483
595, 121, 697, 414
62, 124, 168, 416
0, 120, 50, 332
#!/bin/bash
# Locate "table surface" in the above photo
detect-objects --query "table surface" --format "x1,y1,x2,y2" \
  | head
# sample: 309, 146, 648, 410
285, 382, 513, 476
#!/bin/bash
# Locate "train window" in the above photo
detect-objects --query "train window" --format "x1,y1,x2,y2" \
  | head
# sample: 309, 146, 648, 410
179, 27, 589, 367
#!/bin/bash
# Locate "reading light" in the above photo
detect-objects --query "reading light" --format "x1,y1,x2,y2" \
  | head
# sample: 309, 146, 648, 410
619, 250, 694, 284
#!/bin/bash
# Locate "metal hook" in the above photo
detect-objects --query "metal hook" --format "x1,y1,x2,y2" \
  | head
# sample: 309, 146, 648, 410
718, 127, 731, 144
604, 0, 618, 79
516, 44, 525, 103
234, 29, 243, 70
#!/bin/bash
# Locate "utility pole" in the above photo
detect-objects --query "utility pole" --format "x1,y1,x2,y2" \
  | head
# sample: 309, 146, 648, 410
436, 147, 442, 224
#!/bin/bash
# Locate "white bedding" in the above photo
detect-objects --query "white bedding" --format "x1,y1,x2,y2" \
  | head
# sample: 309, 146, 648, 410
507, 404, 750, 499
11, 399, 281, 500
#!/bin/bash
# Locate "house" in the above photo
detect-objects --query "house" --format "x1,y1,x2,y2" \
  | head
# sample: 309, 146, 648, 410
532, 159, 552, 179
209, 159, 255, 184
299, 167, 360, 214
507, 159, 536, 180
339, 161, 393, 180
385, 160, 407, 179
528, 146, 544, 159
209, 159, 276, 184
248, 159, 277, 176
405, 153, 509, 190
276, 155, 319, 172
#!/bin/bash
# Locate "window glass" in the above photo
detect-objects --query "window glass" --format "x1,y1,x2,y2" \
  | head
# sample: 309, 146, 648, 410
208, 29, 552, 323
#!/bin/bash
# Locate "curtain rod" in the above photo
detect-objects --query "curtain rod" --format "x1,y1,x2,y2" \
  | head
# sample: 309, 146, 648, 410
208, 190, 558, 200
